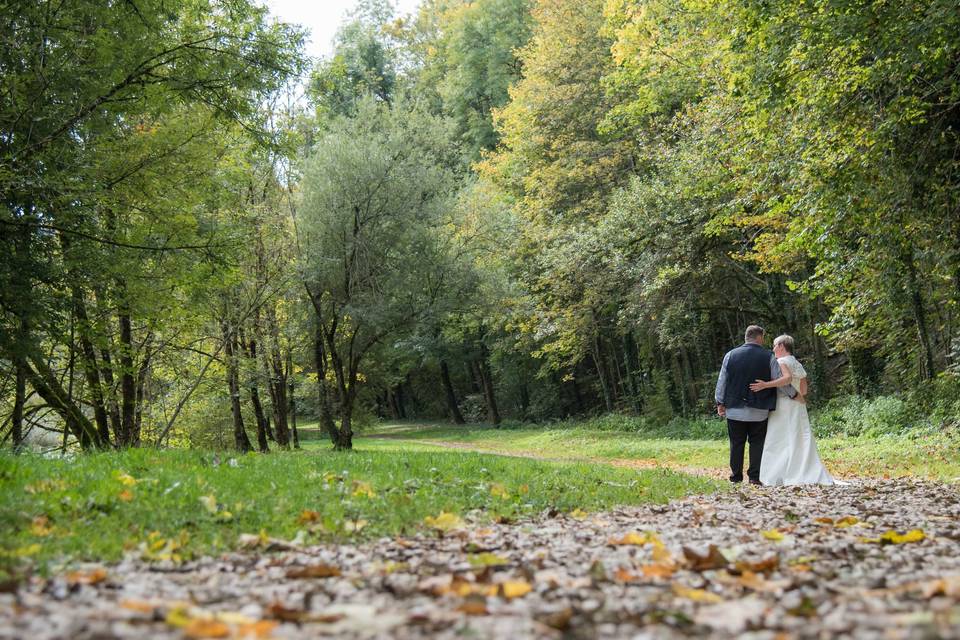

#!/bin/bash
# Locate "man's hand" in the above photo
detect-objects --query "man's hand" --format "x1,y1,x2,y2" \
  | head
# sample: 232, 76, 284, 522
717, 403, 726, 417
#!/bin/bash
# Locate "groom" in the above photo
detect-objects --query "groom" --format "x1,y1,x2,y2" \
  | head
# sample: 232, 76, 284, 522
715, 325, 797, 484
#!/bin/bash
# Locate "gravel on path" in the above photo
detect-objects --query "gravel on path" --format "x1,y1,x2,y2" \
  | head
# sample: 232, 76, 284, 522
3, 479, 959, 640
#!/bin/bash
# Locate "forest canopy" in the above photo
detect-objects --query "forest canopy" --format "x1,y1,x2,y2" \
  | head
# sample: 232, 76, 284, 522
3, 0, 960, 451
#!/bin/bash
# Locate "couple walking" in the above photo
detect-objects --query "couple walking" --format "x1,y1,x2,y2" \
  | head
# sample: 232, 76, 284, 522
715, 325, 836, 486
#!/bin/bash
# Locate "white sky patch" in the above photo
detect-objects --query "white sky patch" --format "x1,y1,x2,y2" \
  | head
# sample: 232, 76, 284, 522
261, 0, 424, 61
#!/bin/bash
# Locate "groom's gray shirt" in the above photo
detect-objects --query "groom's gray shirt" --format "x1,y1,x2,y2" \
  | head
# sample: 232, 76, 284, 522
715, 346, 796, 421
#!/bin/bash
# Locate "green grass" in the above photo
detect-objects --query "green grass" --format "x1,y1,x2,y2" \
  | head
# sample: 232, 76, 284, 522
0, 445, 723, 572
354, 420, 960, 481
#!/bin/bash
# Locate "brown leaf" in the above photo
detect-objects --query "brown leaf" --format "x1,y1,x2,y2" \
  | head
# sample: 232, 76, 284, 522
683, 545, 728, 571
536, 607, 574, 630
267, 602, 306, 622
921, 576, 960, 599
286, 563, 342, 579
235, 620, 278, 638
672, 583, 724, 603
456, 595, 489, 616
297, 510, 320, 524
734, 555, 780, 575
119, 599, 157, 614
65, 567, 108, 586
641, 563, 677, 578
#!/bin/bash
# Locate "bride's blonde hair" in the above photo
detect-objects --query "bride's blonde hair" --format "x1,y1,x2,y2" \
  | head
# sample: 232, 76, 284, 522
773, 334, 795, 353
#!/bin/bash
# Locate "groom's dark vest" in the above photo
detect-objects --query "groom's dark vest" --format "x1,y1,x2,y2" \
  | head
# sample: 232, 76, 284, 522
723, 343, 777, 411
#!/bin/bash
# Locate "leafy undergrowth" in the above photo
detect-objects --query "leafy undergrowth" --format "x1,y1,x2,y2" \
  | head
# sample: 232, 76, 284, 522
357, 421, 960, 481
0, 447, 723, 572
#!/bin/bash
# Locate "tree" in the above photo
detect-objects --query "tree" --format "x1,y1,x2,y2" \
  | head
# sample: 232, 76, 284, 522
298, 98, 459, 449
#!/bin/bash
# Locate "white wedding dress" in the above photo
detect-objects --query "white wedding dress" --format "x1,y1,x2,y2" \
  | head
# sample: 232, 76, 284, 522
760, 355, 836, 486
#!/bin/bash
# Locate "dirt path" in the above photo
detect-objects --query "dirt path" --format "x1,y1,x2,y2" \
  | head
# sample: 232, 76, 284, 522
380, 437, 730, 481
4, 479, 959, 639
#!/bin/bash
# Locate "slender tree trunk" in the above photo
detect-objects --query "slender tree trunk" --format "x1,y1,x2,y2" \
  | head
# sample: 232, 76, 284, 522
12, 361, 25, 451
23, 351, 102, 449
242, 325, 270, 453
476, 356, 501, 426
902, 248, 936, 380
440, 360, 466, 424
223, 321, 252, 453
263, 303, 290, 446
72, 287, 111, 443
313, 323, 338, 444
133, 352, 151, 447
287, 351, 299, 449
118, 304, 136, 447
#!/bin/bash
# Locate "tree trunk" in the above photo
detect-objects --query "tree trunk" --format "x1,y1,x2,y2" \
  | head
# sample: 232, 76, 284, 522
223, 321, 252, 453
313, 323, 338, 444
477, 356, 501, 426
288, 352, 300, 449
72, 287, 111, 444
591, 335, 614, 413
242, 326, 270, 453
439, 359, 466, 424
263, 303, 290, 446
902, 247, 936, 380
12, 361, 25, 451
118, 305, 136, 447
23, 351, 103, 449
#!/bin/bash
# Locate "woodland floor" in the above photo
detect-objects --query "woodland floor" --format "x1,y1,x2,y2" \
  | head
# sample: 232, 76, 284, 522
3, 442, 960, 639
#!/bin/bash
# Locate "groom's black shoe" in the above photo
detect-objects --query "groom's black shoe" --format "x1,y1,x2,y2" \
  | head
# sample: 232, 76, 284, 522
749, 479, 762, 486
729, 475, 743, 483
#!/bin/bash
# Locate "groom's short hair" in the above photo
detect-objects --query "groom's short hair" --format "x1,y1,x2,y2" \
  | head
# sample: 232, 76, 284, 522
744, 325, 765, 342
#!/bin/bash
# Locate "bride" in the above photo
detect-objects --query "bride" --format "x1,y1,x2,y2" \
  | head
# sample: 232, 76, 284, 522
748, 334, 836, 486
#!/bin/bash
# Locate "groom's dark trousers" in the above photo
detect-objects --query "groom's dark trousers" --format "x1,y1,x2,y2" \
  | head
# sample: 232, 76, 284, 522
727, 418, 767, 483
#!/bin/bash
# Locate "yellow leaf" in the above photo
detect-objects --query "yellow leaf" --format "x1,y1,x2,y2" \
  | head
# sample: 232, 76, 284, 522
761, 529, 785, 541
351, 481, 376, 498
165, 605, 193, 628
569, 508, 588, 520
672, 583, 723, 603
499, 580, 532, 599
651, 545, 673, 563
489, 483, 510, 499
343, 518, 367, 532
199, 495, 219, 515
468, 552, 509, 567
835, 516, 860, 528
861, 529, 926, 545
424, 512, 464, 531
609, 531, 659, 546
117, 473, 138, 487
30, 516, 54, 536
0, 543, 42, 558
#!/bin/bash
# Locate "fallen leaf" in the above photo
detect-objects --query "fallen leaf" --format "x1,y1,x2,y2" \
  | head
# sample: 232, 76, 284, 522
672, 583, 724, 603
199, 495, 219, 515
569, 508, 588, 520
860, 529, 926, 545
120, 599, 157, 614
351, 481, 376, 498
489, 483, 510, 499
30, 516, 54, 537
119, 489, 134, 502
424, 512, 464, 532
920, 576, 960, 598
738, 570, 791, 592
641, 563, 677, 578
609, 532, 657, 546
297, 510, 320, 524
468, 552, 509, 567
235, 620, 277, 638
683, 545, 728, 571
761, 529, 785, 541
183, 619, 230, 639
499, 580, 532, 599
65, 567, 108, 586
117, 473, 138, 487
286, 563, 342, 579
456, 595, 489, 616
734, 555, 780, 575
835, 516, 860, 528
536, 606, 573, 630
